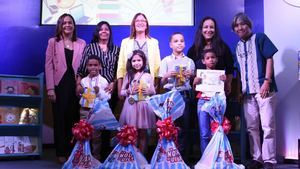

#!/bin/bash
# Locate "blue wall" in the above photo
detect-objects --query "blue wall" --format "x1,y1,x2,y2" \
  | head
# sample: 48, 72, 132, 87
0, 0, 263, 76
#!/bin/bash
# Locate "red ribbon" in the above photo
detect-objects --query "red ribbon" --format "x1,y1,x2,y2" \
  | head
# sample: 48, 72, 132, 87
72, 119, 94, 141
210, 117, 232, 134
117, 125, 137, 146
156, 117, 179, 141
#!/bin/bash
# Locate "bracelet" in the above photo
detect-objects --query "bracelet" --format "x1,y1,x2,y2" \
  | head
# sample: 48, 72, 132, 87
264, 78, 272, 83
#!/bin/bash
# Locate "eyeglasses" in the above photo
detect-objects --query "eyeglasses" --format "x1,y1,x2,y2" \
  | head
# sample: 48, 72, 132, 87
135, 19, 147, 23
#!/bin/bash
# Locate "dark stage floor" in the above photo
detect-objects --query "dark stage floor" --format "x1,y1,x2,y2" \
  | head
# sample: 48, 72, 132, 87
0, 147, 298, 169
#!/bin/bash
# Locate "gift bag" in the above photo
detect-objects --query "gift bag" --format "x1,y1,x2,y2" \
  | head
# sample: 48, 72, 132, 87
62, 140, 101, 169
147, 90, 185, 120
63, 120, 101, 169
101, 125, 149, 169
88, 100, 120, 130
194, 93, 244, 169
151, 139, 189, 169
150, 117, 190, 169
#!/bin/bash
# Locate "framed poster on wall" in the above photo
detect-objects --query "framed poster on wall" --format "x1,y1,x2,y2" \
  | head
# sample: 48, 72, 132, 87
41, 0, 194, 26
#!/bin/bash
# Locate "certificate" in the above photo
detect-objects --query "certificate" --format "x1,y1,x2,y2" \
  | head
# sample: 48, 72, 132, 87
195, 69, 225, 92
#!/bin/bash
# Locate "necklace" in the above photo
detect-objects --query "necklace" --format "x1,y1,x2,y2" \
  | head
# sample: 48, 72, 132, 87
135, 40, 146, 50
64, 40, 73, 49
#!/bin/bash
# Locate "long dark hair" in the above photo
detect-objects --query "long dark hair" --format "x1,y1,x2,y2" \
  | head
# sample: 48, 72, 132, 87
193, 16, 226, 59
126, 50, 147, 83
91, 21, 114, 50
55, 13, 77, 42
130, 13, 150, 39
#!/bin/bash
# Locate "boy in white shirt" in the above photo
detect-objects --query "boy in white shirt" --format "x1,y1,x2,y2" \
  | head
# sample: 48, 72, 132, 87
79, 55, 111, 160
159, 32, 195, 162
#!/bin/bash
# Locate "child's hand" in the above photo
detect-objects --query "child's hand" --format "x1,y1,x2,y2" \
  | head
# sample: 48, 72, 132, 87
220, 75, 227, 81
94, 86, 99, 94
131, 84, 139, 94
141, 87, 152, 95
183, 70, 193, 79
193, 77, 202, 90
105, 82, 114, 94
193, 77, 202, 85
166, 71, 178, 79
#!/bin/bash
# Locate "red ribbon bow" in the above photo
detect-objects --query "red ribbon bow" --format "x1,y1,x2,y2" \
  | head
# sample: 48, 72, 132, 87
156, 117, 179, 141
117, 125, 137, 146
72, 119, 94, 141
210, 117, 232, 134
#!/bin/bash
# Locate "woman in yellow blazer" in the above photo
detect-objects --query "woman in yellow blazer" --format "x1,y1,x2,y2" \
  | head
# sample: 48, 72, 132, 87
45, 13, 86, 163
117, 13, 161, 99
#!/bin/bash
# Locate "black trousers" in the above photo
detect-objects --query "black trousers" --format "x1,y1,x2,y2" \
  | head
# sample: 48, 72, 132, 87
53, 76, 79, 157
174, 90, 195, 161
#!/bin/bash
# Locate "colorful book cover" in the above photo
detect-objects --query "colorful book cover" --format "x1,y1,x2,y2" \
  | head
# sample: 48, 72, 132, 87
0, 137, 4, 154
3, 136, 15, 154
174, 65, 187, 87
0, 79, 18, 94
0, 107, 20, 124
132, 80, 149, 101
0, 136, 37, 154
18, 81, 40, 95
164, 64, 188, 90
80, 87, 96, 109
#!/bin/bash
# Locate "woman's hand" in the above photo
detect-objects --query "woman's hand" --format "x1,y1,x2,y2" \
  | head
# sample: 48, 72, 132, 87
47, 89, 56, 102
94, 86, 99, 94
105, 82, 114, 94
76, 84, 83, 96
219, 75, 227, 81
224, 74, 232, 96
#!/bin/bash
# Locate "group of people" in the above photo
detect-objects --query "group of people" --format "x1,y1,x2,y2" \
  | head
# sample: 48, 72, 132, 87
45, 12, 278, 169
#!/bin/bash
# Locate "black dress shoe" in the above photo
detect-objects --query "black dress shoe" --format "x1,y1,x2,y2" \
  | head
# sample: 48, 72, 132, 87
263, 162, 275, 169
245, 160, 263, 169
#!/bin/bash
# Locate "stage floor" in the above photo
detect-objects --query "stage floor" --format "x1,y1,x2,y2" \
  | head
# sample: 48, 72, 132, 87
0, 148, 298, 169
